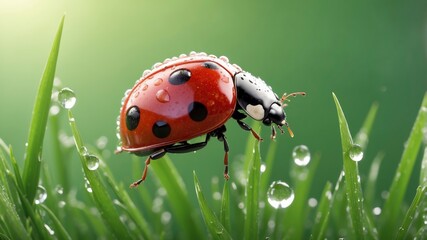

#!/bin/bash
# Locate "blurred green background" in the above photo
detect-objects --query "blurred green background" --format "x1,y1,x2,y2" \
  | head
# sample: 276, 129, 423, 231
1, 0, 426, 202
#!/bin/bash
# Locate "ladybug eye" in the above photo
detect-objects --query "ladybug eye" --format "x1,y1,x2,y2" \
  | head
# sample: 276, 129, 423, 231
126, 106, 140, 131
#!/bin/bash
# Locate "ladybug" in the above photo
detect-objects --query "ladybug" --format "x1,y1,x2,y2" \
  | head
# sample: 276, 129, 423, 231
116, 52, 305, 187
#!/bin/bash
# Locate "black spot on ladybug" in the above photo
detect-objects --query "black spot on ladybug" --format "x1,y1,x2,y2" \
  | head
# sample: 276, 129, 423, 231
188, 102, 208, 122
169, 69, 191, 85
152, 121, 171, 138
126, 106, 140, 131
202, 62, 219, 69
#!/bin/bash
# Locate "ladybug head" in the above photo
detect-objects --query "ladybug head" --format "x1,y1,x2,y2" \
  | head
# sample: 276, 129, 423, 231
234, 71, 305, 138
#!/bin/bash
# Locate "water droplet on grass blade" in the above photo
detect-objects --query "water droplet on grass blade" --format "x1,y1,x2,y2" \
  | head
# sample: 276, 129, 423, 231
84, 153, 100, 171
84, 177, 92, 192
58, 87, 76, 109
35, 185, 47, 204
292, 145, 311, 166
348, 144, 364, 161
267, 181, 294, 209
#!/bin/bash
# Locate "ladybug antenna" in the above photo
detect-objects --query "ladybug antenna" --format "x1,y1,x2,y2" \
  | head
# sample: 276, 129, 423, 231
281, 92, 306, 107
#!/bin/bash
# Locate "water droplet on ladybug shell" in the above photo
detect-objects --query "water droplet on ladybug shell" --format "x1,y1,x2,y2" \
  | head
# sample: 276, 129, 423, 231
142, 83, 148, 91
154, 78, 163, 86
156, 89, 170, 103
219, 56, 229, 62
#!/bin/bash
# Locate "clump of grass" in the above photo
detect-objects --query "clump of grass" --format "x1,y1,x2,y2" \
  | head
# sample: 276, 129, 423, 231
0, 17, 426, 239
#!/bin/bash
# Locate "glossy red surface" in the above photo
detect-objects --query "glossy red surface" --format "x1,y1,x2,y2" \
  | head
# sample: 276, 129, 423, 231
120, 55, 240, 153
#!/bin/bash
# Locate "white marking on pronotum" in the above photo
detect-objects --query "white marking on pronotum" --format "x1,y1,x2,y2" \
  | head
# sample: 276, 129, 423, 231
246, 104, 264, 120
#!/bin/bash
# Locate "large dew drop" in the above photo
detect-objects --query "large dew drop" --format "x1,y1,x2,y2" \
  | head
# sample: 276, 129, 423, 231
35, 185, 47, 205
58, 88, 76, 109
84, 153, 100, 171
267, 181, 295, 209
348, 144, 364, 162
292, 145, 311, 166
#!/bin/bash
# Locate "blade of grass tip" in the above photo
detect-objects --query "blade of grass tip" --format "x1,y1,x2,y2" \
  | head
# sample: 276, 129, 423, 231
39, 204, 72, 240
22, 15, 65, 203
150, 155, 205, 239
285, 153, 321, 239
194, 172, 232, 240
8, 147, 25, 197
355, 102, 379, 149
310, 181, 332, 240
220, 180, 231, 233
380, 92, 427, 239
67, 111, 132, 239
395, 186, 426, 240
332, 93, 365, 239
244, 139, 261, 240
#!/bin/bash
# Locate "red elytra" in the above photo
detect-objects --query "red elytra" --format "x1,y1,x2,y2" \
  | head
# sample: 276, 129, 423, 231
119, 55, 239, 154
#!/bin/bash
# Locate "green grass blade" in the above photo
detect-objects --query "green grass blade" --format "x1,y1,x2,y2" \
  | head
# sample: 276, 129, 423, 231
243, 121, 261, 179
364, 152, 384, 209
260, 141, 277, 196
332, 93, 365, 239
310, 181, 332, 240
193, 172, 232, 240
380, 92, 427, 239
39, 204, 72, 240
395, 186, 426, 240
0, 182, 29, 239
420, 147, 427, 186
244, 139, 261, 240
22, 16, 65, 202
220, 180, 231, 233
102, 165, 152, 239
355, 102, 379, 149
8, 146, 25, 194
286, 153, 320, 239
15, 184, 50, 239
67, 111, 132, 239
150, 155, 205, 239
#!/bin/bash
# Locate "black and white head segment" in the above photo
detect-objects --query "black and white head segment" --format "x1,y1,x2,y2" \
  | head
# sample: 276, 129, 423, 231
234, 71, 292, 138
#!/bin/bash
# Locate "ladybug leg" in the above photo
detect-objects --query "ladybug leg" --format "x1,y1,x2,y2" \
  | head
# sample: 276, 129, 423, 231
271, 125, 277, 140
217, 133, 230, 180
130, 149, 166, 188
165, 135, 211, 153
236, 120, 263, 141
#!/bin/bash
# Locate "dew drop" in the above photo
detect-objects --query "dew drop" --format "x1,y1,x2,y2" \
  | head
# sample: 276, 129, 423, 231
55, 185, 64, 195
154, 78, 163, 86
156, 89, 170, 103
84, 178, 93, 193
142, 83, 148, 91
58, 201, 66, 208
49, 105, 60, 116
35, 185, 47, 205
372, 207, 382, 216
84, 153, 100, 171
96, 136, 108, 149
267, 181, 295, 209
292, 145, 311, 166
219, 56, 229, 62
58, 88, 76, 109
44, 224, 55, 235
348, 144, 364, 162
